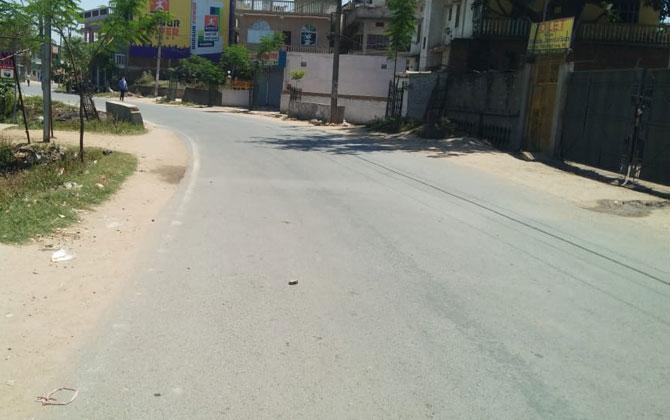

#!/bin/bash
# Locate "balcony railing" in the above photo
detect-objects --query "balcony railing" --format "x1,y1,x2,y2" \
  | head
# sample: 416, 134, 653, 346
473, 18, 531, 39
577, 22, 670, 47
236, 0, 337, 16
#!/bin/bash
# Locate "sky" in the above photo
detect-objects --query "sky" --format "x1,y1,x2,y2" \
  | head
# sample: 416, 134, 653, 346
79, 0, 109, 11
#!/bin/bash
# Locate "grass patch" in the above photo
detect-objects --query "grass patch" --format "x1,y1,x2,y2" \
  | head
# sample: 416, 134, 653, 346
367, 117, 422, 134
0, 145, 137, 244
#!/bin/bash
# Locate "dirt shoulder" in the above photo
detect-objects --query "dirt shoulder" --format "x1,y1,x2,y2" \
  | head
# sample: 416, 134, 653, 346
0, 126, 188, 417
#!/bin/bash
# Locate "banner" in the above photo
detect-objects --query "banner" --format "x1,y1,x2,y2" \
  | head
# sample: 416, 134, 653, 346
146, 0, 191, 49
191, 0, 226, 55
527, 17, 574, 54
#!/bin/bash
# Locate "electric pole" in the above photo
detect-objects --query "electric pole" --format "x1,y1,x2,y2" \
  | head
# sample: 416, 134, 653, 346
42, 12, 52, 142
329, 0, 342, 124
154, 23, 163, 98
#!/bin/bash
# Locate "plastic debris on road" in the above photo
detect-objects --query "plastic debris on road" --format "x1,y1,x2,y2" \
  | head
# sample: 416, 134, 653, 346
51, 249, 74, 263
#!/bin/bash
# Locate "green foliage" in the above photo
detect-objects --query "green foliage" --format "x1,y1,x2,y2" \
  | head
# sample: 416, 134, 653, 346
0, 82, 16, 120
387, 0, 417, 55
175, 56, 224, 87
0, 139, 13, 169
257, 32, 286, 60
220, 44, 254, 80
290, 70, 306, 81
134, 71, 156, 87
367, 116, 421, 134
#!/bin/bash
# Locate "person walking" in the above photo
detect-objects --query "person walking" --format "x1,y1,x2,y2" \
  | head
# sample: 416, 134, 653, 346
118, 77, 128, 101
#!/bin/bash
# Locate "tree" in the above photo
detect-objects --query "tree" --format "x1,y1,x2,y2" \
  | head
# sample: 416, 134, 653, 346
257, 32, 285, 63
25, 0, 162, 161
220, 44, 253, 81
175, 56, 224, 87
386, 0, 417, 79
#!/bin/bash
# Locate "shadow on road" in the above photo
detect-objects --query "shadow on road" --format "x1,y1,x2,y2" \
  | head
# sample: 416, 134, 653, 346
249, 130, 495, 158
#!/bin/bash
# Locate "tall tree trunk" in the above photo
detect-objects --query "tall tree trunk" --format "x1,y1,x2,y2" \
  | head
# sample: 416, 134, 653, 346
12, 54, 30, 144
79, 92, 84, 163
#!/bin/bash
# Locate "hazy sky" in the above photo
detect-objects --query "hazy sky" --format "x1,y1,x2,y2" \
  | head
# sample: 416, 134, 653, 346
79, 0, 109, 11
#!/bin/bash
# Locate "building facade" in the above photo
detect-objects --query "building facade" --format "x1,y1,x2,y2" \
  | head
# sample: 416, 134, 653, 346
235, 0, 337, 51
342, 0, 391, 55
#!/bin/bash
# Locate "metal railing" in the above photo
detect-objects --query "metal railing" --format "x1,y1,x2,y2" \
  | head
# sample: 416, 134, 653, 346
285, 45, 333, 53
577, 22, 670, 47
236, 0, 337, 15
472, 18, 530, 39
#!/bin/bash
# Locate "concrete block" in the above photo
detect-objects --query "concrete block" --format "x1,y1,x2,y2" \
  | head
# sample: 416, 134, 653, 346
105, 101, 144, 126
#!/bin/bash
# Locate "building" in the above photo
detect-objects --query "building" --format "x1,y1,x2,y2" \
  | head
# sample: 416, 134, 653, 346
417, 0, 670, 71
235, 0, 338, 52
81, 1, 233, 84
342, 0, 391, 55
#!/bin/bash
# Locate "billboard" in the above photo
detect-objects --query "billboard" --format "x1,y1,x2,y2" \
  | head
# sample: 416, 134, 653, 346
146, 0, 191, 49
527, 17, 574, 54
191, 0, 228, 55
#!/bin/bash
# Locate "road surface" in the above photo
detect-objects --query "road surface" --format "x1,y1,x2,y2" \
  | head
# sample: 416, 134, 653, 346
25, 87, 670, 419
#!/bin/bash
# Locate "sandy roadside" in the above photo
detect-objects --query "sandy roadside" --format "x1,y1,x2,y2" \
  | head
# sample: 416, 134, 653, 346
0, 126, 189, 417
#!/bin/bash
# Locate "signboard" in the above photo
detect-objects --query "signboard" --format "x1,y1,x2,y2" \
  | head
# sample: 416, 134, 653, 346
191, 0, 225, 55
145, 0, 191, 49
1, 68, 14, 79
0, 52, 13, 70
527, 17, 574, 54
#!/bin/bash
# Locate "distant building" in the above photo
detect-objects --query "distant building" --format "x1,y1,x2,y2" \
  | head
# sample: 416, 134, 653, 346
342, 0, 391, 55
235, 0, 338, 52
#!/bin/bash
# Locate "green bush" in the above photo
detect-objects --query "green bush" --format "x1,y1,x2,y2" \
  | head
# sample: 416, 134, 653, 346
0, 139, 13, 170
367, 117, 421, 134
133, 71, 155, 87
0, 82, 16, 120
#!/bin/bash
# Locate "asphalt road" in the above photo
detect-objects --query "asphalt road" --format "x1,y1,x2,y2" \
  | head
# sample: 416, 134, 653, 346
26, 86, 670, 419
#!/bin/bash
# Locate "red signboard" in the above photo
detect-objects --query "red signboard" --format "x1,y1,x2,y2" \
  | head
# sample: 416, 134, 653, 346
0, 52, 13, 70
151, 0, 169, 12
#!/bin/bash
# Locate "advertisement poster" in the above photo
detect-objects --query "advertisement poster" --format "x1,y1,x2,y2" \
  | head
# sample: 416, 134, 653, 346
191, 0, 226, 55
527, 17, 574, 54
146, 0, 191, 49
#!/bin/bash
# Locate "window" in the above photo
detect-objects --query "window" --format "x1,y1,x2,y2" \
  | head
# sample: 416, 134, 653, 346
367, 34, 389, 50
300, 24, 317, 46
375, 21, 384, 27
282, 30, 292, 45
100, 8, 108, 15
449, 6, 452, 21
114, 53, 127, 68
84, 11, 92, 18
247, 20, 272, 43
92, 9, 99, 17
455, 3, 461, 28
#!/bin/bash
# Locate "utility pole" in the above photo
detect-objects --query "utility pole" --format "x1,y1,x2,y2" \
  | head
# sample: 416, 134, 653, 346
329, 0, 342, 124
154, 23, 163, 98
42, 12, 52, 143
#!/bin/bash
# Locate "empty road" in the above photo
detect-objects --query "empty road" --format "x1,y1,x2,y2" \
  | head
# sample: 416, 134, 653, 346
27, 89, 670, 419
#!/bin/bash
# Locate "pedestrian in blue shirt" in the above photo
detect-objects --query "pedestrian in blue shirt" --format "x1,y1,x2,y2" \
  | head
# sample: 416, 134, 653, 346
118, 77, 128, 101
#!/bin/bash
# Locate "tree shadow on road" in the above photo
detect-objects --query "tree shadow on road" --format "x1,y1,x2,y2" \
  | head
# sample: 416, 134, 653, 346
248, 129, 496, 158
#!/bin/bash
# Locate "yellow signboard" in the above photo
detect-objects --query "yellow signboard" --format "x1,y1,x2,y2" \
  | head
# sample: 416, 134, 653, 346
146, 0, 192, 49
527, 17, 574, 53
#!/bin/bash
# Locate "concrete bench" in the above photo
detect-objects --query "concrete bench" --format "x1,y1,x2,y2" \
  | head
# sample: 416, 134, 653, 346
106, 101, 144, 126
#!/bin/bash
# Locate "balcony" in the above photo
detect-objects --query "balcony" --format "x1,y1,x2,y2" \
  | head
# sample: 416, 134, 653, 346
236, 0, 338, 16
576, 22, 670, 47
472, 18, 531, 40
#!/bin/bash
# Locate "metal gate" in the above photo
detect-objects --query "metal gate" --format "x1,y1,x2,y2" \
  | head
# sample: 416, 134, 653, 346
560, 68, 670, 185
385, 78, 405, 118
525, 55, 562, 152
252, 66, 283, 110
